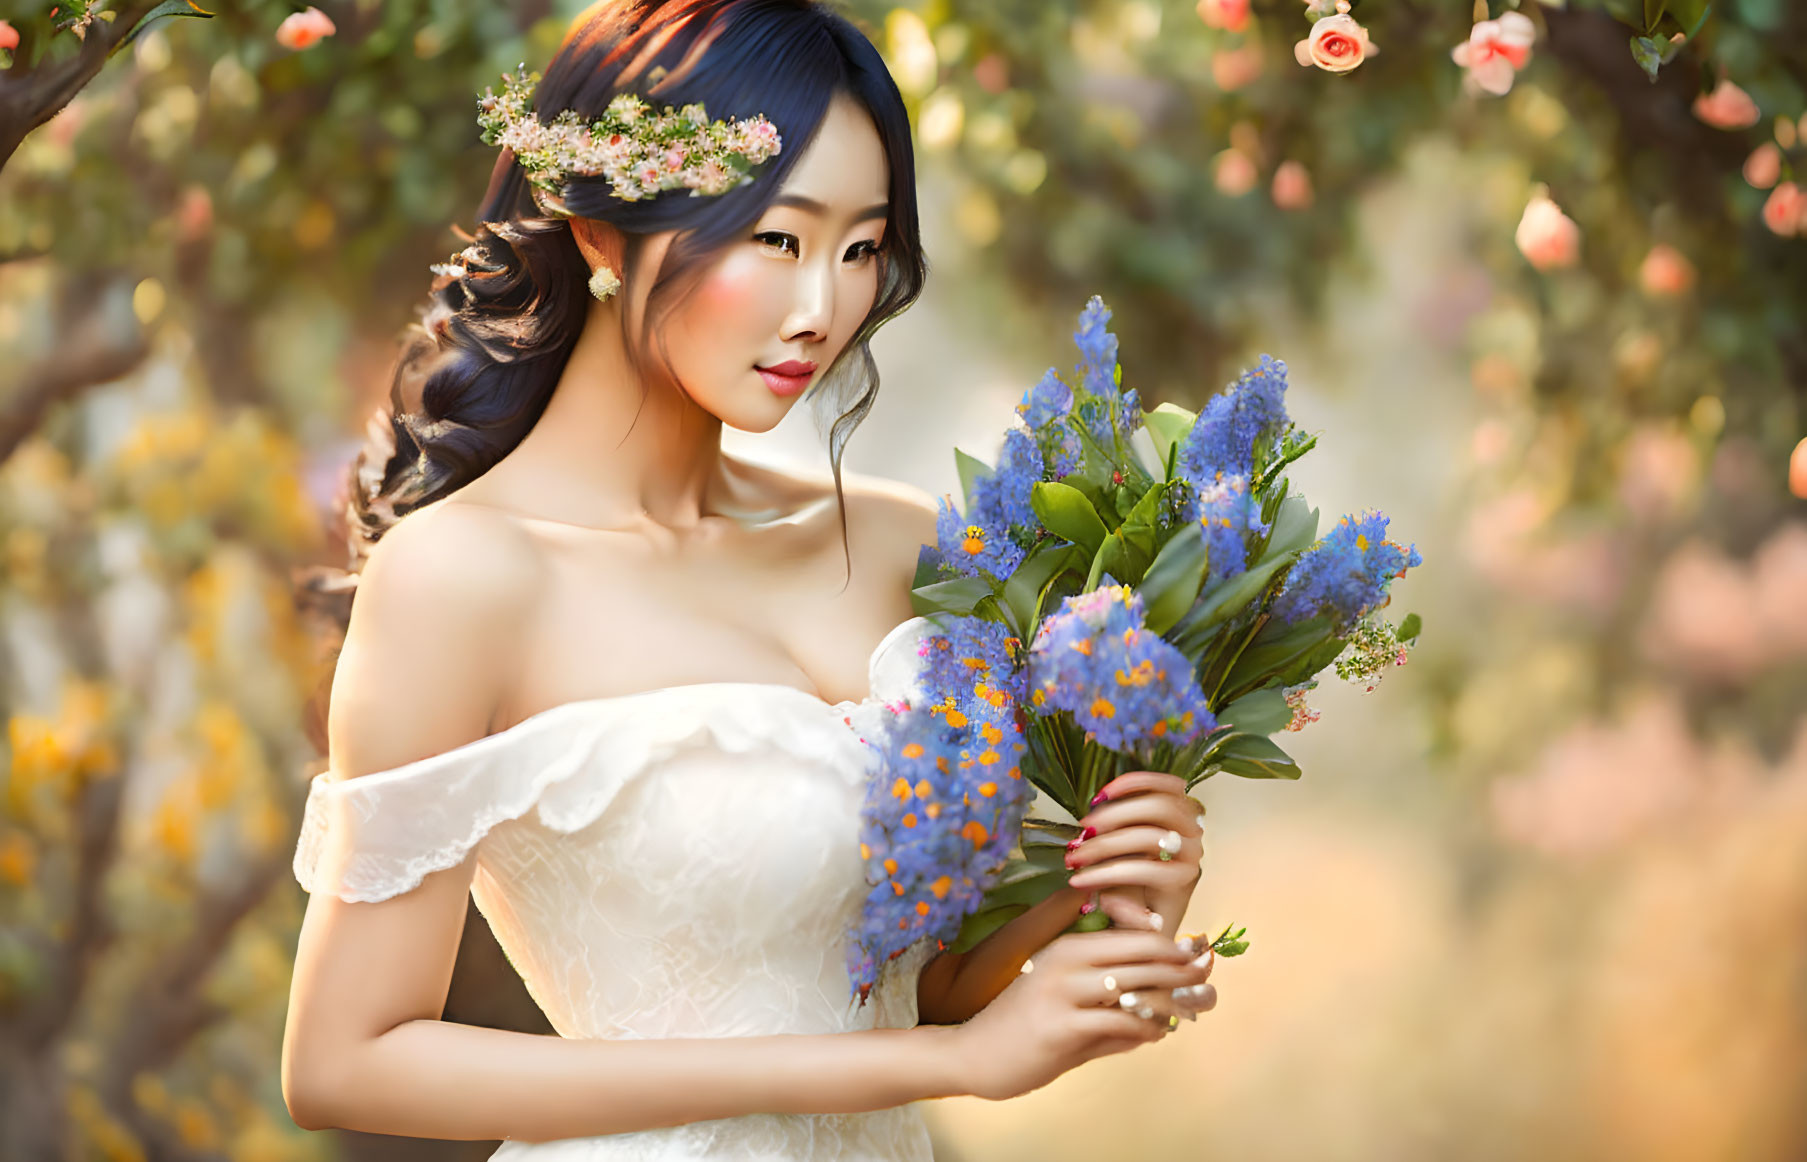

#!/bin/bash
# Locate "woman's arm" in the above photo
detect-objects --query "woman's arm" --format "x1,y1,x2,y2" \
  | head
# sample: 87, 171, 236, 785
917, 884, 1089, 1025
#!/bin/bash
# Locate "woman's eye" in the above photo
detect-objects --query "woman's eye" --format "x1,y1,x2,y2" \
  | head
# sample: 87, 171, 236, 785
755, 232, 799, 257
847, 240, 880, 262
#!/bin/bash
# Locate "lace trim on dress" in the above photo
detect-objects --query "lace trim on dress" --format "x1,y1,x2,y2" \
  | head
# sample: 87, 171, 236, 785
294, 617, 933, 905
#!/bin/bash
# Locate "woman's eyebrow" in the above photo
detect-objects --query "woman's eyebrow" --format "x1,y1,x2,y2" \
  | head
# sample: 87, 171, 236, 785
770, 193, 889, 223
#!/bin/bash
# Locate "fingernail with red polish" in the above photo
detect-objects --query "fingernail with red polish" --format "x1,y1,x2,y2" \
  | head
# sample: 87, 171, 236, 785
1089, 789, 1110, 807
1079, 826, 1097, 841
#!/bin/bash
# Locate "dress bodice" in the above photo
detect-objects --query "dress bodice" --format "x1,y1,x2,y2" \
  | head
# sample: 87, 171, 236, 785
292, 617, 940, 1161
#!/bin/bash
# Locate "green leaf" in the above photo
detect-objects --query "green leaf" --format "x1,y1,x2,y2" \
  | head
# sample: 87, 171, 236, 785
1396, 612, 1423, 641
1216, 688, 1290, 736
1210, 732, 1303, 780
1644, 0, 1667, 33
911, 576, 994, 616
1172, 551, 1295, 648
1144, 403, 1196, 472
1140, 522, 1210, 635
1218, 613, 1336, 699
951, 902, 1033, 953
1630, 34, 1666, 80
113, 0, 213, 56
1031, 481, 1108, 554
1261, 494, 1320, 562
1003, 542, 1083, 631
955, 449, 991, 507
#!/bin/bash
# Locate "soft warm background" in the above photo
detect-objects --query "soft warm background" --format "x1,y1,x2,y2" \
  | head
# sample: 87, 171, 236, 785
2, 1, 1804, 1160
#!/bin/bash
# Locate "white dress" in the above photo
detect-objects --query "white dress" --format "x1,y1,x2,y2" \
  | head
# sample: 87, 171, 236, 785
293, 617, 941, 1161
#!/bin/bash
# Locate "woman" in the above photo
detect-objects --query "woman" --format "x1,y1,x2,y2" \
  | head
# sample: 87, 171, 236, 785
281, 1, 1219, 1157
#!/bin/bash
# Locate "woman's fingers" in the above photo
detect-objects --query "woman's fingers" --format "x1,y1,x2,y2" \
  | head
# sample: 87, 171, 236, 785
1095, 885, 1163, 932
1066, 823, 1202, 871
1076, 787, 1206, 838
1068, 853, 1200, 892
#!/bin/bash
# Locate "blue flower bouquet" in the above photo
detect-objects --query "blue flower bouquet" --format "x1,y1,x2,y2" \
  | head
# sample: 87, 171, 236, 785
845, 295, 1422, 1005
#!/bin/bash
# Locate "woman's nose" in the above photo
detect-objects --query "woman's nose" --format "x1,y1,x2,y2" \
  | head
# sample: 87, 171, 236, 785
780, 257, 835, 342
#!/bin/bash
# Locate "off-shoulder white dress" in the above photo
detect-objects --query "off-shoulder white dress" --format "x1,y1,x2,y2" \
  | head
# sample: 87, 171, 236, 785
293, 617, 940, 1162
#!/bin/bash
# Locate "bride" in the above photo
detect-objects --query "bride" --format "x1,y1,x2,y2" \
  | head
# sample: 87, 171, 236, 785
281, 1, 1219, 1157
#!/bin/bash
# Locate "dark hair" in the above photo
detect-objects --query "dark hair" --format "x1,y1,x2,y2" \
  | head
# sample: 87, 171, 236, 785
298, 0, 926, 635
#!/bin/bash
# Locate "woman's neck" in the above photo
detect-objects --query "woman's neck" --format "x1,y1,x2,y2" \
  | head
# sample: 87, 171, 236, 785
497, 298, 731, 533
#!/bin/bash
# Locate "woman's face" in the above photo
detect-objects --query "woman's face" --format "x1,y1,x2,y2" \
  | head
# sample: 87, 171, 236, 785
654, 91, 892, 433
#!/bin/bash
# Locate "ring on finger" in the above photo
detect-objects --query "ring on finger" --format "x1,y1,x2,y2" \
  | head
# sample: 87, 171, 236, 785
1157, 829, 1182, 861
1101, 972, 1120, 1004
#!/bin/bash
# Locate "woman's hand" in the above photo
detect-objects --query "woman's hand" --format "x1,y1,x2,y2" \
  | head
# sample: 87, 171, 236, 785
1063, 771, 1207, 943
949, 927, 1215, 1101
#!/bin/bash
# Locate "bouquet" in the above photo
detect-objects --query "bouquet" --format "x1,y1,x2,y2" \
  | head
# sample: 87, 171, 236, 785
845, 295, 1422, 1005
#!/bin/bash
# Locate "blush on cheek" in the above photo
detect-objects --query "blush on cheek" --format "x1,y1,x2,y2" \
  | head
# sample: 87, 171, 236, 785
693, 264, 763, 318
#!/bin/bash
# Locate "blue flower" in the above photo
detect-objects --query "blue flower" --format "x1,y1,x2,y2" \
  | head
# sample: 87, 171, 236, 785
1193, 472, 1269, 581
1270, 510, 1423, 630
1178, 354, 1291, 493
936, 429, 1044, 581
1073, 296, 1120, 401
918, 615, 1025, 709
1028, 583, 1215, 753
1018, 369, 1073, 430
847, 689, 1031, 1004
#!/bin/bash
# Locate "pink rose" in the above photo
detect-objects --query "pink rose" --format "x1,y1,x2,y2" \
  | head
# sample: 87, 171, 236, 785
1451, 11, 1535, 96
1743, 142, 1782, 190
1272, 160, 1313, 210
1514, 192, 1580, 270
1211, 44, 1263, 92
1293, 13, 1374, 74
275, 6, 336, 51
1213, 149, 1258, 196
1196, 0, 1250, 33
1637, 244, 1693, 297
973, 52, 1009, 95
1762, 182, 1805, 237
1692, 80, 1759, 131
0, 20, 19, 52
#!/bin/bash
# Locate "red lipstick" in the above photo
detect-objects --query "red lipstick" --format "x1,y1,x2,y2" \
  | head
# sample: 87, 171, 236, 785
756, 359, 816, 396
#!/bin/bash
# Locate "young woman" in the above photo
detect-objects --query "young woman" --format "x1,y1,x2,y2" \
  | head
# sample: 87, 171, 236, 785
281, 2, 1219, 1157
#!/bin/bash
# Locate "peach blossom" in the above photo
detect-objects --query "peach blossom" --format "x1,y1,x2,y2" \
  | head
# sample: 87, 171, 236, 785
1213, 149, 1258, 196
973, 52, 1009, 95
1293, 13, 1374, 74
1743, 142, 1782, 189
1451, 11, 1535, 97
0, 20, 18, 52
1618, 423, 1699, 523
1792, 437, 1807, 499
1196, 0, 1250, 33
1762, 182, 1804, 237
1272, 160, 1313, 209
176, 186, 213, 244
275, 5, 336, 51
1643, 541, 1765, 680
1638, 244, 1694, 297
1753, 523, 1807, 654
1693, 80, 1760, 130
1514, 192, 1580, 270
1211, 44, 1264, 92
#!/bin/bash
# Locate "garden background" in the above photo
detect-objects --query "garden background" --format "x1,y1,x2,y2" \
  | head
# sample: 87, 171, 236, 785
2, 0, 1805, 1159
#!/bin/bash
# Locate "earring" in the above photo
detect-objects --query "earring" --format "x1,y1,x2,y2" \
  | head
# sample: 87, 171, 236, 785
589, 263, 621, 302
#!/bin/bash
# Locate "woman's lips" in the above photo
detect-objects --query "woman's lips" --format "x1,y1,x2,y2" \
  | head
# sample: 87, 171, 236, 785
756, 365, 813, 396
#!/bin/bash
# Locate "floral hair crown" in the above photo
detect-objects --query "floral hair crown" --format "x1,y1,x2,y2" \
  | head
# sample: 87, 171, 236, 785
475, 65, 784, 213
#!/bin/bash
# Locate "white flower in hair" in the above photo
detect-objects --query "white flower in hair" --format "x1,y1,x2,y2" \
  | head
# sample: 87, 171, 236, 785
476, 66, 784, 207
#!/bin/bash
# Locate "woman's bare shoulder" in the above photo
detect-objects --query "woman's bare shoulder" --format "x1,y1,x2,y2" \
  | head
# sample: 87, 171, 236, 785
329, 500, 549, 778
740, 456, 939, 569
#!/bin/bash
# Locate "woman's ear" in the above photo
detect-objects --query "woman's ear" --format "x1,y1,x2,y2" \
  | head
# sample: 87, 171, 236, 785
570, 217, 626, 284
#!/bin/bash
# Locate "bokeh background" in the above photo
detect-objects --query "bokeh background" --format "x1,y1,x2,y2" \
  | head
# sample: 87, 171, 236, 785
3, 0, 1806, 1159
